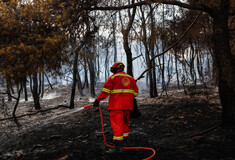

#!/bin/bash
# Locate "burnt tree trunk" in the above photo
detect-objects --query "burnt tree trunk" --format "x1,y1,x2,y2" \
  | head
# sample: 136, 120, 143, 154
83, 62, 89, 89
70, 51, 78, 109
12, 84, 22, 127
211, 2, 235, 127
41, 72, 45, 98
112, 13, 118, 62
77, 71, 84, 97
70, 27, 98, 108
121, 4, 136, 77
123, 32, 134, 77
6, 85, 12, 102
105, 45, 110, 80
88, 60, 96, 98
149, 5, 158, 97
175, 50, 180, 90
32, 73, 41, 109
140, 6, 154, 98
121, 4, 140, 117
24, 81, 28, 101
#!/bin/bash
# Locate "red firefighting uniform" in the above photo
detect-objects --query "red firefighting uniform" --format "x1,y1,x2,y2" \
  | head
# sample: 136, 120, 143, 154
96, 71, 138, 141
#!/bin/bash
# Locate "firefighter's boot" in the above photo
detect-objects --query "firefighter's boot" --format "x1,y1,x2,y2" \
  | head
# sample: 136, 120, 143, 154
123, 137, 128, 147
106, 141, 124, 153
114, 140, 124, 153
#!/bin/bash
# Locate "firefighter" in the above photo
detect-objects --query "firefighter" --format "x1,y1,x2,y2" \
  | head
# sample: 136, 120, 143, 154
93, 61, 138, 152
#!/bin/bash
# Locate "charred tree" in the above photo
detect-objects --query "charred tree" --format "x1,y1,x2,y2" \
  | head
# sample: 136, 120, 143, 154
119, 1, 141, 117
149, 4, 158, 97
70, 26, 98, 108
120, 1, 136, 77
32, 73, 41, 109
12, 84, 22, 127
40, 72, 45, 98
6, 85, 12, 102
88, 60, 96, 98
23, 81, 28, 101
83, 61, 89, 89
210, 1, 235, 127
70, 50, 79, 109
77, 71, 84, 97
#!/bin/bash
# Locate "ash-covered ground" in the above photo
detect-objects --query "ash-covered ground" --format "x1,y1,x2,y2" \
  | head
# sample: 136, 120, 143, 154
0, 84, 235, 160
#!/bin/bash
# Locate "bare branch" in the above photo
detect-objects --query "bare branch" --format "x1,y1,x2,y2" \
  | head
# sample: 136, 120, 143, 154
0, 105, 71, 122
87, 0, 211, 13
151, 0, 211, 12
135, 11, 202, 81
132, 54, 142, 61
88, 1, 149, 10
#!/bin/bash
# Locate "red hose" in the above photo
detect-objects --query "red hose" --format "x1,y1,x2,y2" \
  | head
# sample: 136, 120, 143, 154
84, 104, 156, 159
98, 105, 156, 160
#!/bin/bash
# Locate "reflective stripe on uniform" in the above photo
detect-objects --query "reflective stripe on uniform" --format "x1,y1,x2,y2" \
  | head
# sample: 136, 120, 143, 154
123, 133, 129, 137
102, 88, 111, 93
113, 136, 123, 141
111, 74, 133, 79
111, 89, 138, 96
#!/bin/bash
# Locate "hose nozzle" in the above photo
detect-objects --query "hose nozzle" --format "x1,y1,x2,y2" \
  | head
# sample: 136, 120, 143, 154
84, 104, 93, 109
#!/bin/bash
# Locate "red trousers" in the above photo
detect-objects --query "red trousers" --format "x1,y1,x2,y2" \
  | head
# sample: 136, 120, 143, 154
109, 110, 130, 141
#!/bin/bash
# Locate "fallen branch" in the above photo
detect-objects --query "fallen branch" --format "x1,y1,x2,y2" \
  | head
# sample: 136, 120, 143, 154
0, 105, 71, 121
135, 11, 201, 81
189, 125, 219, 138
0, 92, 18, 100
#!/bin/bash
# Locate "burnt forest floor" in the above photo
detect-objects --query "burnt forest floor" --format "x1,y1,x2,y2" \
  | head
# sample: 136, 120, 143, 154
0, 84, 235, 160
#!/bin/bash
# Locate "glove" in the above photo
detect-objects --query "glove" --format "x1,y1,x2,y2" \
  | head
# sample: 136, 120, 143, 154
93, 99, 100, 107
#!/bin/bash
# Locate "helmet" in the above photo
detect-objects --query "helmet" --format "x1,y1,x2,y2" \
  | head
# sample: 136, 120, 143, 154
110, 62, 125, 73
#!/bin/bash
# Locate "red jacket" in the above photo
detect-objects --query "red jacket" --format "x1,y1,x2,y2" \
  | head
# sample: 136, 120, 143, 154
96, 71, 138, 110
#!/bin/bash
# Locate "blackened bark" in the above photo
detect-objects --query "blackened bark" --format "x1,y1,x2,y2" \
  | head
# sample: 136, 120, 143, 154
70, 27, 98, 108
105, 46, 110, 80
175, 50, 180, 90
77, 71, 84, 97
0, 77, 4, 87
41, 72, 44, 98
88, 60, 96, 98
83, 63, 89, 89
112, 13, 118, 62
12, 85, 22, 127
123, 33, 134, 77
189, 43, 197, 85
140, 5, 157, 98
142, 18, 154, 97
150, 5, 158, 97
70, 52, 78, 109
151, 55, 158, 97
144, 41, 155, 97
146, 51, 154, 97
121, 4, 140, 117
38, 72, 42, 97
211, 1, 235, 126
121, 5, 136, 77
32, 73, 41, 109
6, 85, 12, 102
24, 81, 28, 101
